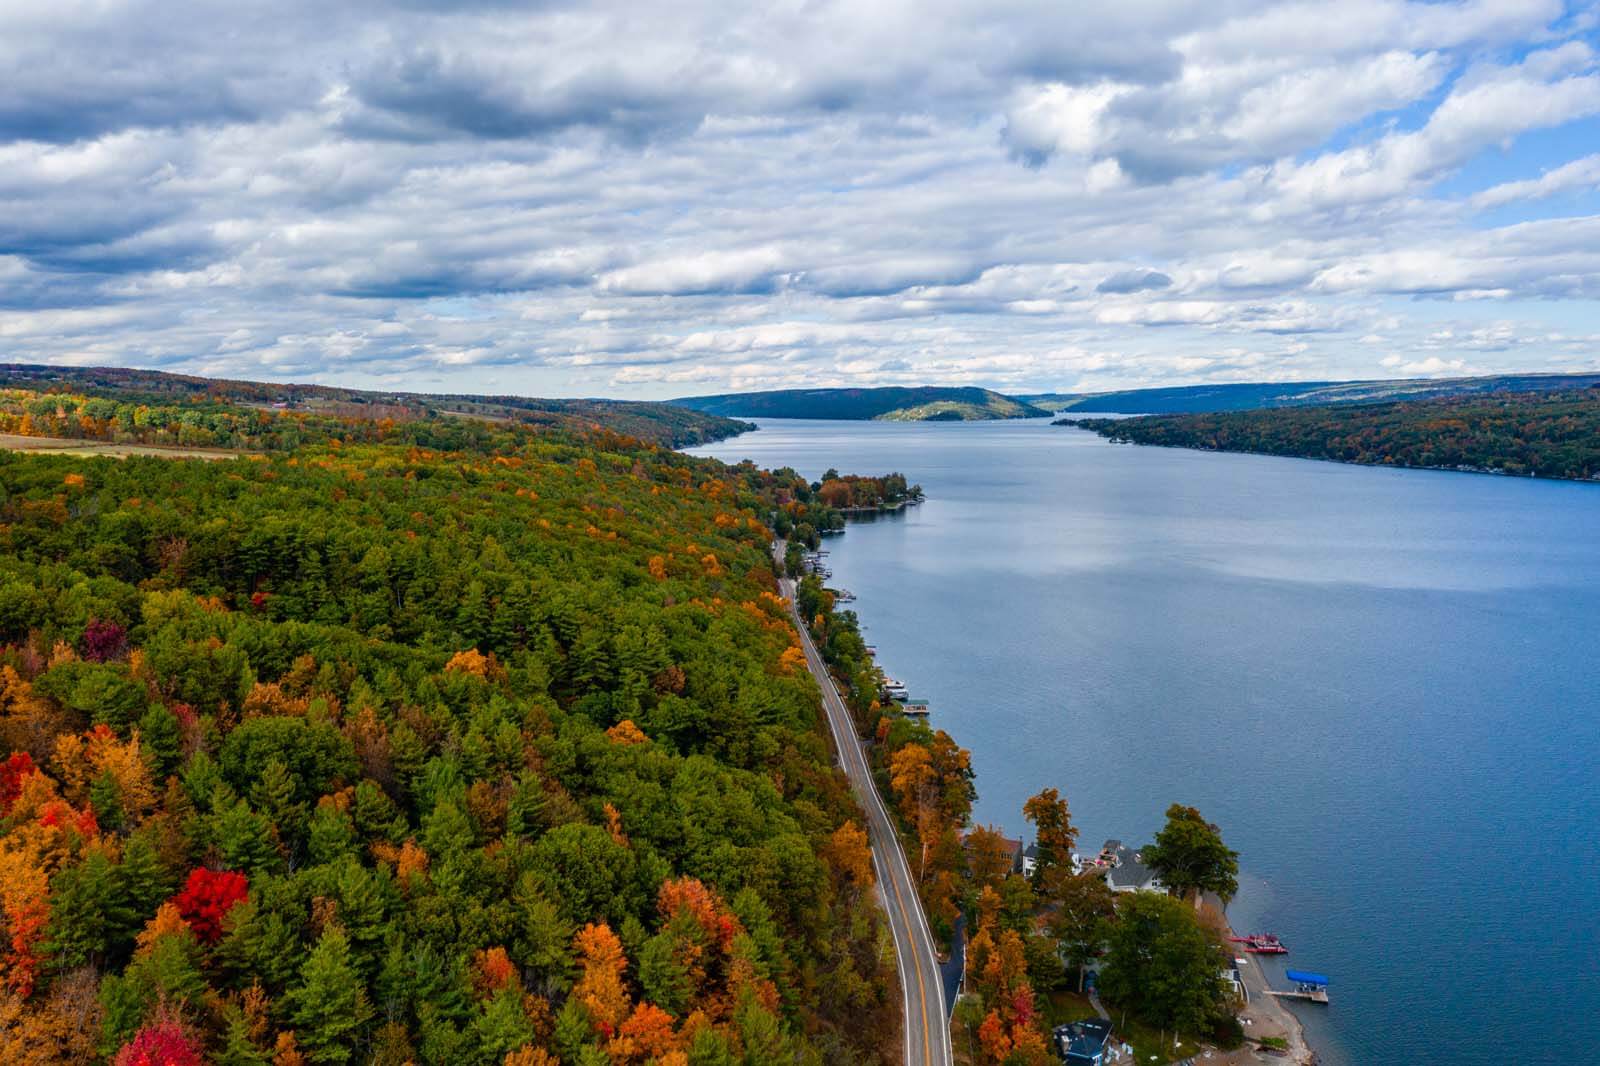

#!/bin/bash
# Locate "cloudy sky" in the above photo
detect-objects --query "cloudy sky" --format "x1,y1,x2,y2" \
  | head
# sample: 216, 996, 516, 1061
4, 0, 1600, 398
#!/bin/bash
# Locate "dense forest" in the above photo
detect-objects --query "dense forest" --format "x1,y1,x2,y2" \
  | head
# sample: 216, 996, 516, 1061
1063, 388, 1600, 481
0, 399, 904, 1063
671, 388, 1047, 422
0, 366, 751, 449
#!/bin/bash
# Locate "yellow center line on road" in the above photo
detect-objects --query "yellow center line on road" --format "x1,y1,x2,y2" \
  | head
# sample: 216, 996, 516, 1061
884, 815, 934, 1066
781, 569, 944, 1066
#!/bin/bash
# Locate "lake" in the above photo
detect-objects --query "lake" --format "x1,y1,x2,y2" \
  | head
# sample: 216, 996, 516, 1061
689, 417, 1600, 1066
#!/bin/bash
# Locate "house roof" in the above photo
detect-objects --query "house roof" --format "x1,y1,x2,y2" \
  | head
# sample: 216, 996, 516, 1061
1054, 1019, 1112, 1061
1103, 843, 1162, 890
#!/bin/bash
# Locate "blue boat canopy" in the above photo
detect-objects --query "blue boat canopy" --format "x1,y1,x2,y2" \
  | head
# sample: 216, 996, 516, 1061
1285, 970, 1329, 986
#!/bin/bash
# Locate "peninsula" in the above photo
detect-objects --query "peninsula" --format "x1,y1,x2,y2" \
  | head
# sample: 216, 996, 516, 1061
671, 386, 1050, 422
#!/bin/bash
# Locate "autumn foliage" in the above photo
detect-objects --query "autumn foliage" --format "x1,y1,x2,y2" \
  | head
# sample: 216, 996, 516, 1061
114, 1009, 204, 1066
170, 868, 249, 944
0, 393, 898, 1062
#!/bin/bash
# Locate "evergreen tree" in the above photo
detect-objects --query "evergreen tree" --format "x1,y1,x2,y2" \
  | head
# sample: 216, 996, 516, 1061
511, 874, 574, 996
289, 927, 374, 1064
214, 799, 282, 876
89, 769, 126, 832
552, 995, 595, 1062
472, 985, 536, 1059
306, 802, 359, 866
47, 848, 134, 968
118, 829, 175, 922
250, 758, 306, 849
139, 703, 184, 778
215, 1007, 272, 1066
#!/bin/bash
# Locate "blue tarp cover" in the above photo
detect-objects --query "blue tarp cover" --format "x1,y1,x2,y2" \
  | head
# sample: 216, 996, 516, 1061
1285, 970, 1329, 985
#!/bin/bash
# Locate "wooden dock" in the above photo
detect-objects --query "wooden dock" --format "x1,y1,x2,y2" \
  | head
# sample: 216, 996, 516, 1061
1265, 988, 1329, 1004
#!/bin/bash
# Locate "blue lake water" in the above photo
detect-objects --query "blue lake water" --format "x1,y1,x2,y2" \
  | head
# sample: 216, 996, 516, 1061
690, 418, 1600, 1066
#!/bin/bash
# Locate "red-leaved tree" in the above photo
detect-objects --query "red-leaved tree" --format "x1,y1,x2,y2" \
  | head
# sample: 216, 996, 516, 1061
81, 618, 128, 663
114, 1007, 204, 1066
0, 752, 35, 813
170, 868, 249, 944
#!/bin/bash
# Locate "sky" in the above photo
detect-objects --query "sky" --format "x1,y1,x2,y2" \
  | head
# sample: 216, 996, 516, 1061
3, 0, 1600, 400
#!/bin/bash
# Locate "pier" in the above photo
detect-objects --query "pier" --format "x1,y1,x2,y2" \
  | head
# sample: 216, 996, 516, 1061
1266, 971, 1330, 1004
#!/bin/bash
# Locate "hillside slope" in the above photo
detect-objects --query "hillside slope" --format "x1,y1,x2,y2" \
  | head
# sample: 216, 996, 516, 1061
0, 363, 752, 448
0, 388, 901, 1061
1028, 371, 1600, 415
1062, 388, 1600, 481
672, 386, 1049, 421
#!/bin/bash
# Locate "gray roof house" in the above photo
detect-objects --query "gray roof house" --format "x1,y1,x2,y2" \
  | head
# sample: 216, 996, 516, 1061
1100, 841, 1165, 894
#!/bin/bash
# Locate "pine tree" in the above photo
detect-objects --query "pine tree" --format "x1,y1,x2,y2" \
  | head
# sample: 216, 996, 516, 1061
290, 927, 374, 1064
215, 1006, 271, 1066
553, 996, 596, 1063
138, 703, 183, 778
472, 985, 535, 1059
250, 759, 306, 850
89, 770, 126, 832
118, 829, 175, 924
326, 859, 387, 969
306, 802, 358, 866
218, 898, 304, 993
512, 875, 574, 996
686, 1026, 739, 1066
214, 799, 282, 876
47, 847, 134, 968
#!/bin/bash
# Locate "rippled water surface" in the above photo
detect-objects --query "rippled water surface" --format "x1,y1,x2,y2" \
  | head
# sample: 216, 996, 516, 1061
690, 418, 1600, 1066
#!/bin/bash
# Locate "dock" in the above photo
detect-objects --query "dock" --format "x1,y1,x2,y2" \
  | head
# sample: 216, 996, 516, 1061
1266, 970, 1330, 1004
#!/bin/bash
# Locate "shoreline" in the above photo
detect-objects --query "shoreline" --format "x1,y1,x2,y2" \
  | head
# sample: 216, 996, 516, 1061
1206, 900, 1316, 1065
819, 510, 1319, 1066
1056, 421, 1600, 485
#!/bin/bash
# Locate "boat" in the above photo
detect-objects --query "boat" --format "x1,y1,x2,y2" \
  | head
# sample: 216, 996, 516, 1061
1228, 934, 1288, 954
899, 698, 930, 716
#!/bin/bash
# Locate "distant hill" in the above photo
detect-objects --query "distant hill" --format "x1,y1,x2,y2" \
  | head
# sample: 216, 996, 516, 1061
0, 363, 752, 447
1061, 387, 1600, 482
672, 386, 1050, 421
1026, 372, 1600, 415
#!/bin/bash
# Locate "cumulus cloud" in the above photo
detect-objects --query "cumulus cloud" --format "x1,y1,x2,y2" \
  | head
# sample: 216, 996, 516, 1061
0, 0, 1597, 395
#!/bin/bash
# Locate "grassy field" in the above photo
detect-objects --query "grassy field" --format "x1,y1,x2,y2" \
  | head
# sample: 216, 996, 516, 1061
0, 433, 238, 460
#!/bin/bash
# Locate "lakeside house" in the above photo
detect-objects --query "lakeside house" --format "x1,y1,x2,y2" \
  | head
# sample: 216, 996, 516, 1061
1086, 839, 1166, 894
1053, 1019, 1113, 1065
1022, 843, 1038, 879
961, 830, 1025, 875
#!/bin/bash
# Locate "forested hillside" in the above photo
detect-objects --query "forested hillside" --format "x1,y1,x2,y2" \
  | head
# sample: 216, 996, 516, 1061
0, 410, 898, 1062
1063, 388, 1600, 481
0, 365, 751, 449
1031, 370, 1600, 415
672, 388, 1047, 422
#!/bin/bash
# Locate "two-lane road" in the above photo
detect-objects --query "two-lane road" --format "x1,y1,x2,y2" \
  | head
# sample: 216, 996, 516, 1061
779, 571, 953, 1066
